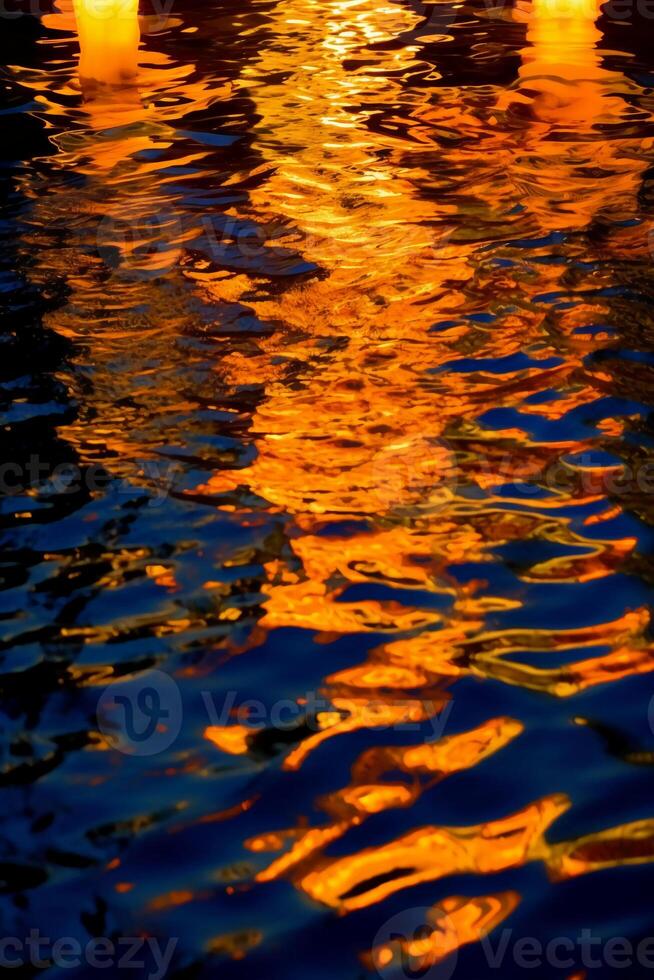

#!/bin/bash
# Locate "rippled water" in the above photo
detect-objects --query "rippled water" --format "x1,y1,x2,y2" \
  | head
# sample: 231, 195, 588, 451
3, 0, 654, 975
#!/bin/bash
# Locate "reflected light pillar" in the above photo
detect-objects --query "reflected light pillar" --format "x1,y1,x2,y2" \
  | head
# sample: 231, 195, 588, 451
73, 0, 140, 85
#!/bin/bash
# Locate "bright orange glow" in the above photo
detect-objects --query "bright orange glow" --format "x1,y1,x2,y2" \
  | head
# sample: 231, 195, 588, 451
205, 724, 252, 756
73, 0, 140, 85
299, 795, 569, 912
248, 718, 524, 887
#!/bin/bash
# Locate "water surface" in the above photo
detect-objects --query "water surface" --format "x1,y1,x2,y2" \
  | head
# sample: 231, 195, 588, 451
3, 0, 654, 975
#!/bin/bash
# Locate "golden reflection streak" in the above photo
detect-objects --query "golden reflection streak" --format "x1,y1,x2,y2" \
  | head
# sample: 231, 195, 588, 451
245, 717, 523, 883
546, 818, 654, 881
282, 697, 445, 771
473, 640, 654, 697
299, 794, 570, 912
353, 608, 652, 702
205, 724, 252, 756
349, 716, 523, 783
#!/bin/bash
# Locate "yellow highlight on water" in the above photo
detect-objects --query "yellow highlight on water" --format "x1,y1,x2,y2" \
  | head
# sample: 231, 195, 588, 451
73, 0, 140, 85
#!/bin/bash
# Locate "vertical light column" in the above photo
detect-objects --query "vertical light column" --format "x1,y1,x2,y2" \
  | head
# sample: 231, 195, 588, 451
73, 0, 140, 85
520, 0, 605, 119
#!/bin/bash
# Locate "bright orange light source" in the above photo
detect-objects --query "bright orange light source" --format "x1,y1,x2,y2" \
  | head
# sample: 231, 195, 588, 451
73, 0, 140, 85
